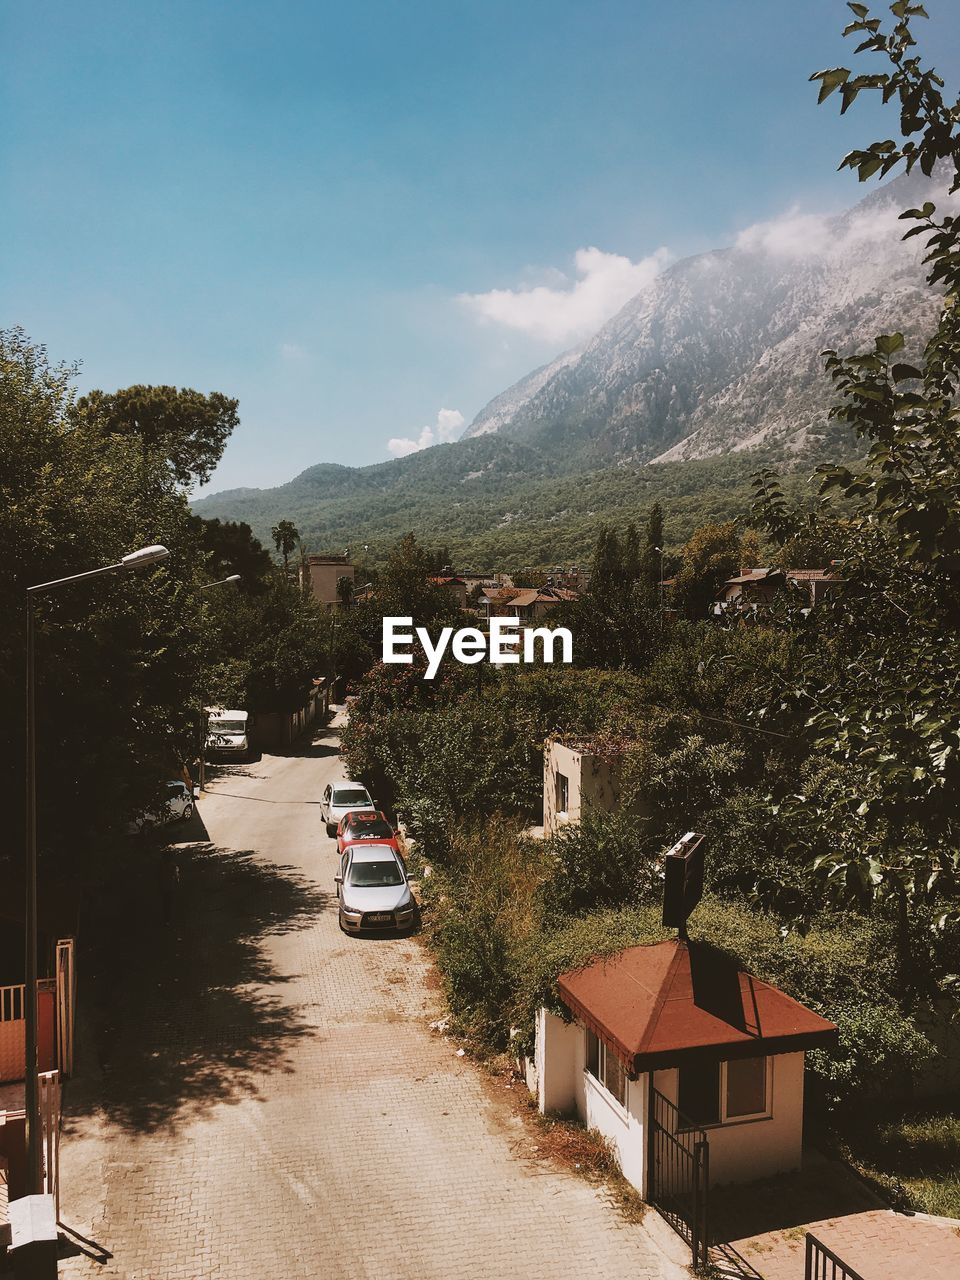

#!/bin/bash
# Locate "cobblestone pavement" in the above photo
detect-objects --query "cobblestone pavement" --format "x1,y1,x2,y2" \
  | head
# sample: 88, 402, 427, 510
709, 1153, 960, 1280
51, 716, 688, 1280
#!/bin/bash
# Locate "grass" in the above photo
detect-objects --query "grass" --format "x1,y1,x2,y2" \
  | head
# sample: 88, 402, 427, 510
837, 1098, 960, 1220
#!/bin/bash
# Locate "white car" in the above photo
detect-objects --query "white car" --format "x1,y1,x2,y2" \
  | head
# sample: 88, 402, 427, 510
127, 781, 195, 835
335, 843, 416, 933
320, 781, 375, 835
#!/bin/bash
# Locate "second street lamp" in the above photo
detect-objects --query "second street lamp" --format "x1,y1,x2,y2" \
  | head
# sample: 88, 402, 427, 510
23, 543, 170, 1197
197, 574, 241, 791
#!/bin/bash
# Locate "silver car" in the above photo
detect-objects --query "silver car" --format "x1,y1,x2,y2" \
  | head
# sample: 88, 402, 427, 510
335, 843, 416, 934
320, 781, 376, 836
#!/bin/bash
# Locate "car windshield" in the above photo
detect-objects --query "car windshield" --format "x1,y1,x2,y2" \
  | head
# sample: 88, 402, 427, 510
333, 788, 371, 807
211, 720, 245, 734
348, 860, 403, 888
345, 819, 393, 840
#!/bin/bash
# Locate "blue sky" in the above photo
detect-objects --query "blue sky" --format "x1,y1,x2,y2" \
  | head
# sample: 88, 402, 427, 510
4, 1, 959, 495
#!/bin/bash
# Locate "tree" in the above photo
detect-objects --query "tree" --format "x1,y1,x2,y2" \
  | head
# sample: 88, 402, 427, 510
671, 521, 743, 618
187, 515, 273, 591
752, 1, 960, 946
74, 385, 239, 487
0, 330, 212, 876
271, 519, 300, 572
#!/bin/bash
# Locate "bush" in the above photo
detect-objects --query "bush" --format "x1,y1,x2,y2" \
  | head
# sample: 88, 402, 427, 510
542, 811, 663, 916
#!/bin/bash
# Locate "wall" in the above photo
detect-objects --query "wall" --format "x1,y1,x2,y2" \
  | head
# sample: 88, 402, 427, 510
0, 984, 56, 1084
301, 558, 355, 610
534, 1010, 647, 1193
542, 740, 645, 837
255, 685, 324, 751
653, 1053, 805, 1186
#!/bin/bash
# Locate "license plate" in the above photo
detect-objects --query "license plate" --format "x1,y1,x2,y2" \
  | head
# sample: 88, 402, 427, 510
368, 913, 392, 923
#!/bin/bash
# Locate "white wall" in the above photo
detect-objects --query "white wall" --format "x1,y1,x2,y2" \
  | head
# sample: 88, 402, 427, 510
653, 1053, 805, 1186
535, 1008, 579, 1115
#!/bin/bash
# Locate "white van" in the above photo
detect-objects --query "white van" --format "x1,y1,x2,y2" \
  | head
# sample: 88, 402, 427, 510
205, 708, 250, 759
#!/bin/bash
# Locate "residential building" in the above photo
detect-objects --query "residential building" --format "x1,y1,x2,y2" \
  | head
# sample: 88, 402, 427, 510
543, 738, 643, 837
714, 567, 840, 615
481, 585, 578, 623
300, 554, 355, 610
528, 938, 837, 1192
428, 576, 469, 609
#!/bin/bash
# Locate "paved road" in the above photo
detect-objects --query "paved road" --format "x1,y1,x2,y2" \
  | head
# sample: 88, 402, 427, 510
55, 715, 687, 1280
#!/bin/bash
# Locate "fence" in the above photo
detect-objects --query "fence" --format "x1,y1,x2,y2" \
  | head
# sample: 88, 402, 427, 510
647, 1083, 710, 1267
805, 1233, 866, 1280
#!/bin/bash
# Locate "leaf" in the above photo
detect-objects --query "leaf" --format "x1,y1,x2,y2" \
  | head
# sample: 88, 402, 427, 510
875, 332, 905, 355
811, 67, 851, 103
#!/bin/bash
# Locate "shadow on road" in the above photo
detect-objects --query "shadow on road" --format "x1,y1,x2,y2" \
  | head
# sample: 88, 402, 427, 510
67, 829, 329, 1134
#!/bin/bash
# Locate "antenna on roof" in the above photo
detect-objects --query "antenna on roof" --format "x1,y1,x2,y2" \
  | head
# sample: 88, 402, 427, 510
661, 832, 706, 943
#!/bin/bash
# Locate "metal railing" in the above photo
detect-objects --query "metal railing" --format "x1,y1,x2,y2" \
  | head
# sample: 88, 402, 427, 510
647, 1083, 710, 1267
805, 1233, 866, 1280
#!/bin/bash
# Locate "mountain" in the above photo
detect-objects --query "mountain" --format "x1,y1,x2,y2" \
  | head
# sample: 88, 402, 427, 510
194, 170, 949, 567
460, 169, 947, 465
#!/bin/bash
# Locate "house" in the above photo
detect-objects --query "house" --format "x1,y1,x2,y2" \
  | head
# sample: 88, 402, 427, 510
714, 567, 840, 615
529, 938, 837, 1193
481, 585, 578, 623
427, 576, 469, 609
299, 554, 355, 610
543, 738, 642, 837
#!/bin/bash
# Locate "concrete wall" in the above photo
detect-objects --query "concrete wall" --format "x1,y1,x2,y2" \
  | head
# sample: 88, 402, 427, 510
653, 1053, 805, 1186
543, 740, 643, 837
534, 1008, 807, 1193
534, 1008, 648, 1192
301, 558, 355, 609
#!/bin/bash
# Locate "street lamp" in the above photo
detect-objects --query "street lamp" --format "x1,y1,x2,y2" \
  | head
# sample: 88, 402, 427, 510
197, 574, 241, 791
654, 545, 665, 617
24, 544, 169, 1196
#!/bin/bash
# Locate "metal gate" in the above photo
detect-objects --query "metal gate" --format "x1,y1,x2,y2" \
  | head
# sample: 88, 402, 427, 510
647, 1083, 710, 1267
805, 1233, 865, 1280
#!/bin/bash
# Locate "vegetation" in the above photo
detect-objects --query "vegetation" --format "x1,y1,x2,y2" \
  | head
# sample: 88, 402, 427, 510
193, 436, 831, 575
0, 327, 331, 891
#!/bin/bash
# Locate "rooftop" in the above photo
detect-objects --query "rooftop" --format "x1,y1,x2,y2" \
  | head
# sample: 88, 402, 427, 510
557, 939, 837, 1075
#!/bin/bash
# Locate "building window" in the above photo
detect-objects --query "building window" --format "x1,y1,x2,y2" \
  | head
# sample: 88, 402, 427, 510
725, 1056, 767, 1118
585, 1029, 627, 1108
677, 1056, 770, 1128
555, 771, 569, 815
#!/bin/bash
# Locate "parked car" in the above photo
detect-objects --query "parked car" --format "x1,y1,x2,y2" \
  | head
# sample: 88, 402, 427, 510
335, 843, 416, 934
205, 708, 250, 760
127, 781, 195, 835
320, 781, 375, 835
336, 810, 400, 856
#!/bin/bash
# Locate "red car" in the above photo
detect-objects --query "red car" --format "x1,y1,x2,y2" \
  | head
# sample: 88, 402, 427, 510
336, 809, 401, 856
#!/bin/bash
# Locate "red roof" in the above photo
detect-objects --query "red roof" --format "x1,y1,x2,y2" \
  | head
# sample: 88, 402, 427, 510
557, 940, 837, 1075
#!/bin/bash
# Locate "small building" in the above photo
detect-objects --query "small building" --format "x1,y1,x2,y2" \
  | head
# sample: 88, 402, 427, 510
481, 585, 578, 623
543, 738, 641, 837
714, 567, 840, 616
299, 554, 355, 611
428, 575, 469, 609
530, 939, 836, 1192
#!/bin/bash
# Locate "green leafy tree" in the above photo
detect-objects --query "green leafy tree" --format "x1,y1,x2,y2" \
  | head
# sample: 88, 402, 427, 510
74, 384, 239, 487
752, 1, 960, 945
271, 519, 300, 572
188, 515, 272, 591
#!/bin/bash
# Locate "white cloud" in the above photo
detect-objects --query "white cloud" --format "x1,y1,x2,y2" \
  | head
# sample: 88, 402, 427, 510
387, 407, 465, 458
279, 341, 308, 362
458, 245, 671, 344
733, 199, 932, 260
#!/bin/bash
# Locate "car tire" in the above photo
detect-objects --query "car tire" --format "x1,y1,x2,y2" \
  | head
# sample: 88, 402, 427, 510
181, 803, 194, 822
326, 824, 335, 837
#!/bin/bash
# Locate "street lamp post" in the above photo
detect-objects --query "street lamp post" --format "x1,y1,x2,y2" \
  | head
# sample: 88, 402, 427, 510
197, 575, 241, 792
654, 545, 665, 619
23, 544, 169, 1196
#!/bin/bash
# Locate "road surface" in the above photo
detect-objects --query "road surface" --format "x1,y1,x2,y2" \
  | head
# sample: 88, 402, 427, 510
55, 714, 686, 1280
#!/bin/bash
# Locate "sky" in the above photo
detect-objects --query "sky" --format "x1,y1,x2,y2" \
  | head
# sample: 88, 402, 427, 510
3, 1, 960, 496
